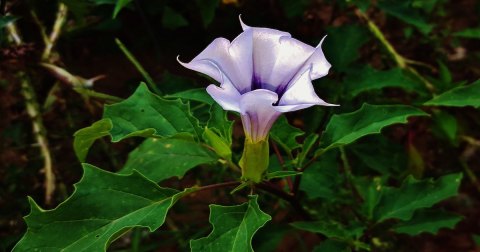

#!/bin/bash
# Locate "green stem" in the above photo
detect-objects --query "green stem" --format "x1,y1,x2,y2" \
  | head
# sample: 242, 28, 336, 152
356, 10, 436, 94
73, 87, 123, 103
115, 38, 161, 95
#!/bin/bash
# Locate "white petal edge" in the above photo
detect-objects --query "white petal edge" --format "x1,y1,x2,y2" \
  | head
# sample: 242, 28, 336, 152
177, 28, 254, 93
275, 67, 338, 113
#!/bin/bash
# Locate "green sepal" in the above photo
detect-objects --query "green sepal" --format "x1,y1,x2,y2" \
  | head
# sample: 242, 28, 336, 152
239, 138, 269, 183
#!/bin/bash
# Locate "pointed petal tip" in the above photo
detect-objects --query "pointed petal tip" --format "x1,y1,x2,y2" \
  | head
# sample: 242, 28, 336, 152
316, 35, 328, 49
239, 15, 250, 31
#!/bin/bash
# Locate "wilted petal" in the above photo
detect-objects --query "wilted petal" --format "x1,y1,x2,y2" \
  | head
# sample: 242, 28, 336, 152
239, 89, 281, 142
275, 67, 337, 113
178, 29, 253, 93
246, 25, 315, 93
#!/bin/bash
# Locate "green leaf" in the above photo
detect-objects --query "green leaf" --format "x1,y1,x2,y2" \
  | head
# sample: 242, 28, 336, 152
0, 16, 18, 28
207, 104, 233, 145
162, 6, 189, 29
104, 83, 201, 142
270, 116, 304, 155
119, 137, 218, 182
190, 195, 271, 252
166, 88, 214, 105
73, 119, 112, 162
113, 0, 132, 18
355, 176, 386, 220
324, 25, 370, 72
291, 221, 364, 240
348, 135, 407, 176
320, 104, 428, 151
296, 133, 319, 167
299, 150, 342, 200
13, 164, 190, 251
343, 66, 425, 97
454, 27, 480, 39
378, 0, 433, 34
392, 209, 463, 236
424, 80, 480, 108
374, 173, 463, 222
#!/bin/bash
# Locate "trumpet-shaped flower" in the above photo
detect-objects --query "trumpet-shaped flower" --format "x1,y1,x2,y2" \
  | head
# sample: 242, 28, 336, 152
179, 17, 336, 182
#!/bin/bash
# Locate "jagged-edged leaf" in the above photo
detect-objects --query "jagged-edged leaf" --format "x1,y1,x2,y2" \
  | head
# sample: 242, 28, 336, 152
392, 209, 463, 236
104, 83, 201, 142
343, 66, 425, 97
291, 221, 364, 241
13, 164, 191, 252
424, 80, 480, 108
324, 25, 370, 72
320, 104, 428, 151
119, 137, 218, 182
166, 88, 214, 105
73, 119, 112, 162
190, 195, 271, 252
374, 173, 463, 222
270, 116, 304, 155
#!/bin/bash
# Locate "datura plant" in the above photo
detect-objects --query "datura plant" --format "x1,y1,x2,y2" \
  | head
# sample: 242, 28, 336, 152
179, 17, 337, 183
14, 17, 464, 252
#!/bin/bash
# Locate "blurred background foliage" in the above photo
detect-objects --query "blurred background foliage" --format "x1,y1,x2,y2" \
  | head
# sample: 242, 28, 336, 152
0, 0, 479, 251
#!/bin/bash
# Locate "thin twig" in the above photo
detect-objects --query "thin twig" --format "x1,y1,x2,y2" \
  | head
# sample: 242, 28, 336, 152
7, 21, 56, 205
115, 38, 161, 94
42, 3, 68, 61
257, 182, 312, 221
271, 140, 293, 191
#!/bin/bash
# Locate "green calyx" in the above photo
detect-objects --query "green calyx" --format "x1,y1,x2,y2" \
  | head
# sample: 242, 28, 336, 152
239, 137, 269, 183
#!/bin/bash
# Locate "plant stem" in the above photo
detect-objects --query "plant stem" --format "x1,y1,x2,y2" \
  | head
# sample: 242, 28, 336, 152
73, 87, 123, 103
257, 182, 312, 221
271, 140, 293, 191
42, 3, 68, 61
7, 21, 56, 205
115, 38, 161, 95
194, 181, 241, 192
355, 9, 436, 94
340, 146, 363, 203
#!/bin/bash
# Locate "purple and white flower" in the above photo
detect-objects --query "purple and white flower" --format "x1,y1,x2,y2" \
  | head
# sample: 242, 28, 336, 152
179, 17, 336, 143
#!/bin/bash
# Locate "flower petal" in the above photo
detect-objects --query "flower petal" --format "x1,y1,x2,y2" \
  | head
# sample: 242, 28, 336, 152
239, 89, 281, 142
178, 29, 254, 93
276, 67, 338, 113
299, 36, 331, 80
206, 80, 242, 112
247, 26, 315, 93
